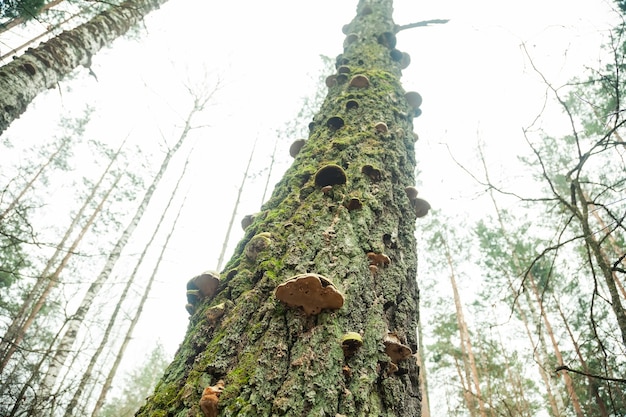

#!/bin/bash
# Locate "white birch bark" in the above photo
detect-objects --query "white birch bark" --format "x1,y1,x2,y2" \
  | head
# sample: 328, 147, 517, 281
0, 0, 170, 135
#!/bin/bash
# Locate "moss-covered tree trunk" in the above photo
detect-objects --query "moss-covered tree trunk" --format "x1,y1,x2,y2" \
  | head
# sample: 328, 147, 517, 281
137, 1, 425, 415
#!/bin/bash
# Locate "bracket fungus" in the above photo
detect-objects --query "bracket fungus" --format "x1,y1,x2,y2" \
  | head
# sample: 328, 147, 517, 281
367, 252, 391, 266
390, 48, 403, 62
274, 273, 344, 315
241, 213, 256, 230
383, 332, 413, 362
404, 91, 423, 114
337, 65, 351, 74
193, 271, 221, 298
245, 232, 272, 261
349, 74, 370, 88
346, 100, 359, 110
341, 332, 364, 357
361, 165, 382, 181
411, 197, 431, 218
289, 139, 306, 158
343, 33, 358, 47
325, 75, 337, 88
377, 32, 397, 49
199, 380, 225, 417
399, 52, 411, 69
374, 122, 388, 133
346, 197, 363, 211
404, 186, 419, 200
327, 116, 345, 131
205, 301, 231, 325
315, 164, 347, 187
186, 271, 220, 314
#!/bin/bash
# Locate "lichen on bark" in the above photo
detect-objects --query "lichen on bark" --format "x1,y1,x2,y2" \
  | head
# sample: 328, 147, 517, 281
136, 1, 422, 416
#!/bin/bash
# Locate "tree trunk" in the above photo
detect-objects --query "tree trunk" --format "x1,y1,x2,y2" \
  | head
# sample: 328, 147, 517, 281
216, 139, 257, 271
91, 192, 188, 417
137, 1, 423, 415
553, 296, 610, 417
81, 150, 191, 417
40, 99, 198, 399
0, 0, 170, 135
526, 273, 584, 417
440, 236, 486, 417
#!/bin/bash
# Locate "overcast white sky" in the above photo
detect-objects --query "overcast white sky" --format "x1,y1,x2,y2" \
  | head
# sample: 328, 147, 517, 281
0, 0, 622, 407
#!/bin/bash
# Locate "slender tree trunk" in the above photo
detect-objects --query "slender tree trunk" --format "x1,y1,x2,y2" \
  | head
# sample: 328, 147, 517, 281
68, 149, 192, 417
91, 193, 188, 417
0, 137, 125, 372
137, 1, 423, 415
40, 97, 202, 400
573, 182, 626, 347
527, 274, 584, 417
0, 0, 171, 135
416, 322, 431, 417
440, 236, 487, 417
0, 135, 70, 223
553, 296, 610, 417
216, 139, 257, 271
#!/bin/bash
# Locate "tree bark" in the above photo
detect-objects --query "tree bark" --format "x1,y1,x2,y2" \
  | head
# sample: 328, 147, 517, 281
137, 1, 423, 415
0, 0, 170, 135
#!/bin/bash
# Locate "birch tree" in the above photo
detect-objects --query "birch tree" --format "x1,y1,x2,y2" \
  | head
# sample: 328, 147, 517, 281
0, 0, 171, 135
39, 87, 213, 404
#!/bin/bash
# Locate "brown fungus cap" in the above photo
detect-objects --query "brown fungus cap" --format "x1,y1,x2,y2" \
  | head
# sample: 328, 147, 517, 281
412, 198, 431, 218
289, 139, 306, 158
405, 91, 423, 110
192, 271, 220, 299
384, 332, 413, 362
315, 164, 347, 187
404, 186, 419, 200
349, 74, 370, 88
275, 273, 344, 315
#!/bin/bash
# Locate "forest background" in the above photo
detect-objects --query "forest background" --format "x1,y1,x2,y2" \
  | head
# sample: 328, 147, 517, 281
0, 0, 624, 416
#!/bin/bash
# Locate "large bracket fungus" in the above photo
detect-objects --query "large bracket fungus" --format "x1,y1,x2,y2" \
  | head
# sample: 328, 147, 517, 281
314, 164, 347, 187
199, 380, 225, 417
326, 116, 345, 131
274, 273, 344, 315
194, 271, 221, 298
367, 252, 391, 266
